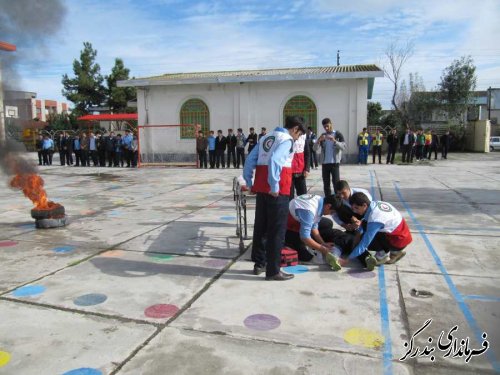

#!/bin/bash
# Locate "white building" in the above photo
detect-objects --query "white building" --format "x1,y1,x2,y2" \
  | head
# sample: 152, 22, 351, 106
118, 65, 384, 162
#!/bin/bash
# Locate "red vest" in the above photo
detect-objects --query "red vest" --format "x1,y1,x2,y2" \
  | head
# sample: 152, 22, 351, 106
291, 134, 306, 173
386, 218, 412, 249
252, 130, 293, 195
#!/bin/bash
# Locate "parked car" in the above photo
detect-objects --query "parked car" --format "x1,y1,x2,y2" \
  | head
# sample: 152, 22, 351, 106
490, 136, 500, 151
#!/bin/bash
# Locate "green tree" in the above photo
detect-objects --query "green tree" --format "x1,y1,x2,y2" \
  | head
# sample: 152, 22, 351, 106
367, 101, 383, 126
438, 56, 477, 123
106, 58, 136, 113
61, 42, 106, 117
398, 72, 439, 126
46, 112, 78, 131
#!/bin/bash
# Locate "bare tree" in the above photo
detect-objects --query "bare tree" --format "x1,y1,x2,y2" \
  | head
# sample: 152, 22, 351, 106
383, 40, 415, 114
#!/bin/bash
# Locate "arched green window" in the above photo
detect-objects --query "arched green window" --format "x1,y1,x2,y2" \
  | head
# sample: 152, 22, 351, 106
283, 95, 317, 134
180, 99, 209, 138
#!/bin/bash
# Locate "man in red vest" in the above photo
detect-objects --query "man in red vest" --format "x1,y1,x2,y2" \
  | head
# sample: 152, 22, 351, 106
244, 116, 306, 281
290, 133, 310, 198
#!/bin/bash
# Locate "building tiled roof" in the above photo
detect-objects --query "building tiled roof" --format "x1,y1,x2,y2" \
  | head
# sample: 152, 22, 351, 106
118, 64, 384, 87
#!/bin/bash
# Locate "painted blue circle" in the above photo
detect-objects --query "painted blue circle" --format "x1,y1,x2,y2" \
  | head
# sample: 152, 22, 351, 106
18, 223, 35, 229
282, 265, 309, 274
108, 210, 122, 217
220, 216, 236, 221
12, 285, 46, 297
62, 368, 102, 375
74, 293, 108, 306
53, 245, 75, 254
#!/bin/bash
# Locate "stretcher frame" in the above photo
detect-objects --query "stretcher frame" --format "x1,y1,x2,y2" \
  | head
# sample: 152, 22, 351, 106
233, 176, 252, 252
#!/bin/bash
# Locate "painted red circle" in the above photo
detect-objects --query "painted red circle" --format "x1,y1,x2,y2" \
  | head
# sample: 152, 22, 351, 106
144, 304, 179, 319
0, 241, 18, 247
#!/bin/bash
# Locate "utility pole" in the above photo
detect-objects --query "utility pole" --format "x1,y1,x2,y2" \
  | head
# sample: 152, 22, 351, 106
337, 50, 340, 66
488, 86, 491, 120
0, 41, 17, 144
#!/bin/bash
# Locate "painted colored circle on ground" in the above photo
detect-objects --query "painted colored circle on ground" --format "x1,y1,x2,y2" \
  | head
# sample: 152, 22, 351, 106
0, 241, 18, 247
53, 245, 76, 254
12, 285, 46, 297
62, 368, 102, 375
244, 314, 281, 331
144, 304, 179, 319
80, 210, 96, 215
347, 269, 376, 279
204, 259, 228, 267
0, 351, 11, 367
74, 293, 108, 306
18, 223, 35, 229
344, 327, 384, 349
282, 265, 309, 274
220, 216, 236, 221
100, 250, 125, 258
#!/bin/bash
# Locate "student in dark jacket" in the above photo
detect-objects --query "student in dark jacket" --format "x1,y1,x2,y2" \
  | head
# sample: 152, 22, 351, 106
215, 130, 227, 168
386, 129, 398, 164
441, 131, 451, 159
226, 128, 237, 168
36, 134, 44, 165
400, 128, 415, 163
247, 127, 258, 154
428, 130, 440, 160
105, 132, 116, 167
96, 132, 106, 166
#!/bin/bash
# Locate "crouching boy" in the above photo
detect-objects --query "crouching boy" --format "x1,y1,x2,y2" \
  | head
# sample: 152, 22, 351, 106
340, 192, 413, 267
285, 194, 343, 271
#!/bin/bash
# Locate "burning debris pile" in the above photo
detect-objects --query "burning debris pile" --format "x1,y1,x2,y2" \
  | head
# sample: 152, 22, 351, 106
1, 140, 67, 228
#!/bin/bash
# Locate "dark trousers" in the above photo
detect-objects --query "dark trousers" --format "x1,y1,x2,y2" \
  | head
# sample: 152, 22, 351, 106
322, 163, 340, 196
423, 145, 430, 159
284, 230, 313, 261
106, 151, 115, 167
372, 145, 382, 164
386, 145, 397, 164
37, 151, 43, 165
310, 150, 318, 168
98, 150, 106, 166
66, 150, 73, 165
358, 146, 369, 164
80, 150, 89, 166
318, 217, 371, 266
208, 150, 215, 168
114, 152, 123, 167
59, 151, 66, 165
132, 151, 138, 167
198, 150, 207, 168
227, 147, 236, 167
89, 150, 98, 166
42, 150, 51, 165
367, 232, 405, 254
401, 144, 412, 163
290, 174, 307, 198
236, 147, 245, 168
215, 150, 225, 168
428, 145, 438, 160
442, 145, 449, 159
416, 145, 424, 160
74, 150, 81, 166
251, 193, 290, 277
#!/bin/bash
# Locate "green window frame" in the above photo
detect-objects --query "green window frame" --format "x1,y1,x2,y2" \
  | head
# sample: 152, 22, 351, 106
180, 99, 210, 139
283, 95, 317, 134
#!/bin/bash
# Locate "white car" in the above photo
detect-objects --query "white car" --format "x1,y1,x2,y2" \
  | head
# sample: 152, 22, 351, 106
490, 136, 500, 151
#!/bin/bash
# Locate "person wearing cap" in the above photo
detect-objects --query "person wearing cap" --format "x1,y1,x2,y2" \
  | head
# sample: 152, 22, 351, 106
244, 116, 306, 281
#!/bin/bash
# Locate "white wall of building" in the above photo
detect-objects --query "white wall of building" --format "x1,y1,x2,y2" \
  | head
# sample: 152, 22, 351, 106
137, 78, 369, 161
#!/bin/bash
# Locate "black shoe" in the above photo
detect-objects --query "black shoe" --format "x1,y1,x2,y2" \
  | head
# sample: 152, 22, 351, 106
265, 271, 294, 281
253, 265, 265, 275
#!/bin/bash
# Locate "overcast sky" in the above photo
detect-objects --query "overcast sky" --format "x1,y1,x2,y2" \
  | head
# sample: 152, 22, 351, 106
8, 0, 500, 109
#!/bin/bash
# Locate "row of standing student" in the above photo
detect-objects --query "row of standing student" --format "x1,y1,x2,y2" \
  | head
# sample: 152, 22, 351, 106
36, 131, 138, 168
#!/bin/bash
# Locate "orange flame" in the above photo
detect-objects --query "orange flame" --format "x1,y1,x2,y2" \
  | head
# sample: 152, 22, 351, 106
10, 173, 54, 209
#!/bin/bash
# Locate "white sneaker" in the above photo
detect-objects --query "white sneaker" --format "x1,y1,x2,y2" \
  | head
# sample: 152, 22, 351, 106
375, 251, 390, 265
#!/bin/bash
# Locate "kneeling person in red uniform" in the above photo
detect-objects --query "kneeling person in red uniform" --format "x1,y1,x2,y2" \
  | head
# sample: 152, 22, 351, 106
285, 194, 343, 271
341, 192, 412, 267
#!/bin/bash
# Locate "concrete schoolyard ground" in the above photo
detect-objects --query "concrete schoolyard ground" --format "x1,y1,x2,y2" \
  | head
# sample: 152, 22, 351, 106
0, 152, 499, 375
